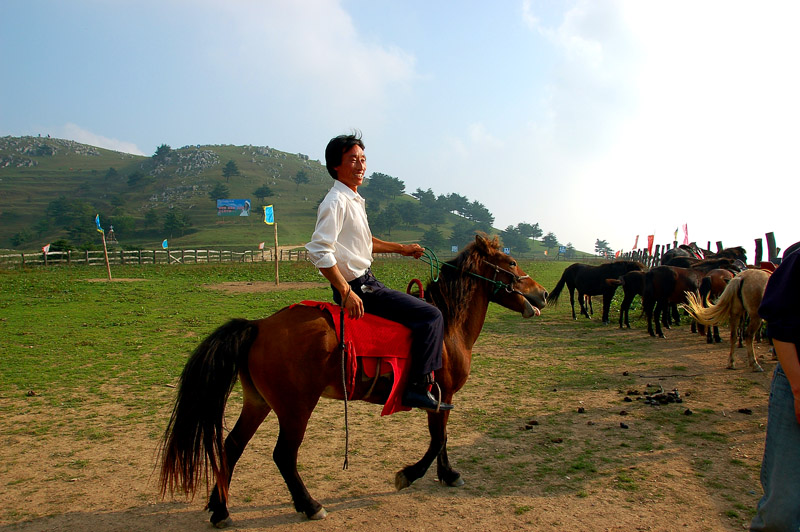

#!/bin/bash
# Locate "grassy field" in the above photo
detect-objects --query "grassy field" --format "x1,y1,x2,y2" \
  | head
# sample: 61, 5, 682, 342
0, 259, 772, 530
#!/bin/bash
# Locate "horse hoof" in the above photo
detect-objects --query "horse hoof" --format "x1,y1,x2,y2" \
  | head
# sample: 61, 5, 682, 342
213, 517, 233, 529
395, 471, 411, 490
443, 475, 465, 487
308, 507, 328, 520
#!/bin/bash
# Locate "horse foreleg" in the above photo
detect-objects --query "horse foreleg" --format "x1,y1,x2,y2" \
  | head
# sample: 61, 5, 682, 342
430, 411, 463, 487
568, 289, 577, 320
396, 411, 447, 490
273, 411, 327, 520
207, 393, 271, 528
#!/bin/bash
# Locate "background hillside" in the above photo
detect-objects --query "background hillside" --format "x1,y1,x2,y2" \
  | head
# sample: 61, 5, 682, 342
0, 136, 591, 258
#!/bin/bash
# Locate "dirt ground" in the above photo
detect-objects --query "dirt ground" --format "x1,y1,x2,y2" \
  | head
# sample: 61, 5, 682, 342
1, 282, 775, 532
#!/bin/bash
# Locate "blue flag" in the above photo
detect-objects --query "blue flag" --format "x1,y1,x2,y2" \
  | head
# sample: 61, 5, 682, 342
95, 214, 104, 233
162, 239, 168, 249
263, 205, 274, 225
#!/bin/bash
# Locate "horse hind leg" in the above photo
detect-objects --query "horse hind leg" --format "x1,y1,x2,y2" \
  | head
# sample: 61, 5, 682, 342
207, 395, 271, 528
272, 409, 327, 520
745, 318, 764, 372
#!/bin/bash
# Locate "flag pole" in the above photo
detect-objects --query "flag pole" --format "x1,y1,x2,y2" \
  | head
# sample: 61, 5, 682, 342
264, 205, 278, 285
273, 221, 279, 285
96, 214, 112, 281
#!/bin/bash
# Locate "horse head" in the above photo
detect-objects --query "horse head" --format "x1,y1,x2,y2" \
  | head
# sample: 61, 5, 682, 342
469, 234, 548, 318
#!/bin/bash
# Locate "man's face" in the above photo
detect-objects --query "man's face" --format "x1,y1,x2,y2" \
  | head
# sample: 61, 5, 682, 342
334, 144, 366, 192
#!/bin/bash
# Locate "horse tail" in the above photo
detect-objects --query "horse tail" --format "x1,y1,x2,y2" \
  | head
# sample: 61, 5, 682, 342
158, 318, 259, 502
547, 273, 568, 306
682, 277, 742, 326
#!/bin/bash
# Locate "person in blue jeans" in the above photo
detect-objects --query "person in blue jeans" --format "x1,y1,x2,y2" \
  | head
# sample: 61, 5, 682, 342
751, 249, 800, 531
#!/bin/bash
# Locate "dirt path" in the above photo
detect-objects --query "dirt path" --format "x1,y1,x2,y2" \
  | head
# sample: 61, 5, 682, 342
1, 315, 773, 532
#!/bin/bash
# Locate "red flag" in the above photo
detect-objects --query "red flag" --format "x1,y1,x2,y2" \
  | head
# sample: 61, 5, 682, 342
682, 224, 689, 246
258, 242, 265, 250
615, 250, 621, 258
647, 235, 655, 255
632, 235, 639, 250
42, 243, 51, 253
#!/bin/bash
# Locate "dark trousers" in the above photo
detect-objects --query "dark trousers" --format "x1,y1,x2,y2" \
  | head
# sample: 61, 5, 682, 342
332, 270, 444, 377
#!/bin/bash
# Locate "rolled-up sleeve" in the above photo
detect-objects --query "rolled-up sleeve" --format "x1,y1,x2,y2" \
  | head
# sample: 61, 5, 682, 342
305, 197, 342, 269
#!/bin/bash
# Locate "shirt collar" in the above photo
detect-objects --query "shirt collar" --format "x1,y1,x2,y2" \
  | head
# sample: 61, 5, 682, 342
332, 179, 364, 202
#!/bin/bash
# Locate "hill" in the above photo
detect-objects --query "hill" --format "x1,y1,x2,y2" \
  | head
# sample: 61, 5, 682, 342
0, 136, 590, 258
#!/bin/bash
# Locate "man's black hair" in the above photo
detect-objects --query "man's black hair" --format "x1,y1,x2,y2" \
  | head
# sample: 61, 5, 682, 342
325, 132, 364, 179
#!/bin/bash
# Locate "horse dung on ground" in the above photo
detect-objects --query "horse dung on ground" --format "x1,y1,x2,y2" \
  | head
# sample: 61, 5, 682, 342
157, 235, 548, 527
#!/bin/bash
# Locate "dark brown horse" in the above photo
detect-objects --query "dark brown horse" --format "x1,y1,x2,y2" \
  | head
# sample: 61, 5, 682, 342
642, 265, 707, 338
547, 261, 646, 324
158, 235, 548, 526
605, 270, 646, 329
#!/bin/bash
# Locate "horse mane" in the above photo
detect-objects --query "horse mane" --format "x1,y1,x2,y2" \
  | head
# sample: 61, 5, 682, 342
425, 234, 501, 328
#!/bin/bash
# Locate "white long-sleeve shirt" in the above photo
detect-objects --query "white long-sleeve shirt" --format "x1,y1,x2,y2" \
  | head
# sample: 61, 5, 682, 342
305, 180, 373, 281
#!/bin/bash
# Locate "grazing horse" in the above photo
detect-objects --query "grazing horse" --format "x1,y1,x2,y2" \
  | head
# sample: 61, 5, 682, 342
683, 269, 771, 371
605, 270, 646, 329
158, 235, 548, 526
547, 261, 646, 324
642, 265, 706, 338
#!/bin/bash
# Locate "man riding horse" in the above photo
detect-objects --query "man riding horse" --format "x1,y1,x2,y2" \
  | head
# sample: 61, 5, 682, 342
305, 132, 453, 412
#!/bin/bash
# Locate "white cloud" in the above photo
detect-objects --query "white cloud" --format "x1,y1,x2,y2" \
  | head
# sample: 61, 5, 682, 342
61, 123, 146, 155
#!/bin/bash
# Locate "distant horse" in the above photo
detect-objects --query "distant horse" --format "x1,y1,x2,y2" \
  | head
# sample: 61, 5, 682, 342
158, 235, 548, 526
683, 269, 771, 371
662, 244, 704, 265
547, 261, 646, 324
605, 270, 646, 329
694, 268, 734, 343
642, 265, 707, 338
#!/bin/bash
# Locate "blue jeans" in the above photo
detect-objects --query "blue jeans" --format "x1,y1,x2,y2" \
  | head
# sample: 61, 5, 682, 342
332, 270, 444, 377
751, 362, 800, 531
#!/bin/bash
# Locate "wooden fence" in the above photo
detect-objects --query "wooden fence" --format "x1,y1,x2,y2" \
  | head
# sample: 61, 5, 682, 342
0, 248, 311, 268
615, 232, 782, 267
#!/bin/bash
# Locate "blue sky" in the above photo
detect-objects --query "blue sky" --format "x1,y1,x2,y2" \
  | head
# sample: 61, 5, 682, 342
2, 0, 798, 258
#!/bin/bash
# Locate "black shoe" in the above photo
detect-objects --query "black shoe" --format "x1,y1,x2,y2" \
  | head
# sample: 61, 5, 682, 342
402, 382, 454, 412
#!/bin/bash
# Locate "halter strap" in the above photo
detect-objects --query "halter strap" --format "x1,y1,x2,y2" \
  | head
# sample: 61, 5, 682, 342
419, 248, 529, 296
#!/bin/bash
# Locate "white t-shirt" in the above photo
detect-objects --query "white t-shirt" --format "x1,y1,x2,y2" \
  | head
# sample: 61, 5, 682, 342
305, 180, 373, 281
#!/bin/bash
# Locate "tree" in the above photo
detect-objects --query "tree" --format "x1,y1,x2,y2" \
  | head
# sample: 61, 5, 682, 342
500, 225, 530, 254
565, 242, 576, 259
163, 209, 190, 237
127, 171, 145, 187
110, 215, 135, 235
516, 222, 543, 241
462, 200, 495, 226
292, 170, 310, 190
542, 232, 560, 253
104, 167, 119, 180
208, 182, 230, 202
153, 144, 172, 163
420, 227, 446, 251
371, 204, 402, 236
595, 238, 612, 257
362, 172, 404, 202
253, 184, 274, 202
144, 209, 160, 229
222, 160, 240, 183
450, 220, 481, 250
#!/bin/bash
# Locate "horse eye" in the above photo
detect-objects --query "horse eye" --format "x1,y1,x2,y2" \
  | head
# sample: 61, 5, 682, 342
509, 261, 517, 267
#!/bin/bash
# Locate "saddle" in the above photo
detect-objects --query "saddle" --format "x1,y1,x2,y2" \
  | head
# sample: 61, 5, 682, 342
297, 301, 413, 416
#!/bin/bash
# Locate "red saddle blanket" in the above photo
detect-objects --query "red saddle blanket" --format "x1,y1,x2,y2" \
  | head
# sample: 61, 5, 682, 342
297, 301, 413, 416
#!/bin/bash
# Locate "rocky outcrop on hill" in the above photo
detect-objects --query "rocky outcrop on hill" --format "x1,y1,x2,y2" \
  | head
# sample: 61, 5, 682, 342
0, 135, 103, 168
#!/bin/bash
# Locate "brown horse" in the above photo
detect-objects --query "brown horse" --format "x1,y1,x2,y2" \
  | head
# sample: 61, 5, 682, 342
683, 269, 771, 371
158, 235, 548, 526
642, 265, 707, 338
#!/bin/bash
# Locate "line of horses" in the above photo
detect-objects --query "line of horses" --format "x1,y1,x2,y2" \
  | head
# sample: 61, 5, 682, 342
547, 244, 774, 373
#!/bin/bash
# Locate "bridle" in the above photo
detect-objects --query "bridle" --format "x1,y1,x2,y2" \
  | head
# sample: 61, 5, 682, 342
420, 249, 530, 297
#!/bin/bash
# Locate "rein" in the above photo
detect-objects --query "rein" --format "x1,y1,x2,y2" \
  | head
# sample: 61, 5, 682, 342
419, 248, 530, 297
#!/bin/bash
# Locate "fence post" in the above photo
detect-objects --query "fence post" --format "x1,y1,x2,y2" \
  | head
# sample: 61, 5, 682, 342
766, 232, 779, 263
754, 238, 763, 264
716, 241, 723, 252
